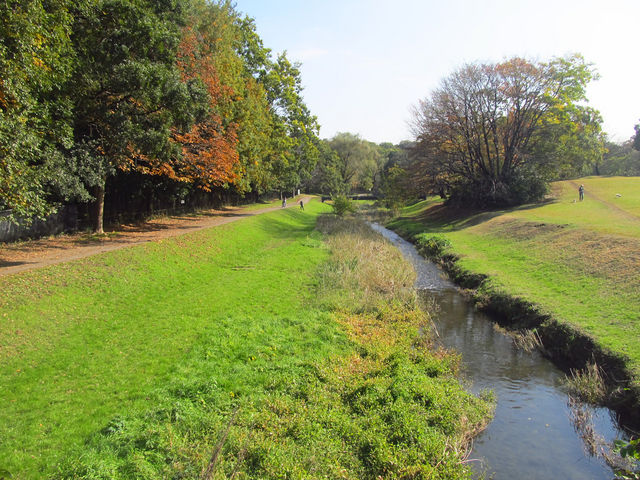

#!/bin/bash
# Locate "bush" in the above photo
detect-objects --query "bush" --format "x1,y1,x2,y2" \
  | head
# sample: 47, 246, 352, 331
445, 169, 549, 208
414, 234, 452, 258
330, 195, 356, 216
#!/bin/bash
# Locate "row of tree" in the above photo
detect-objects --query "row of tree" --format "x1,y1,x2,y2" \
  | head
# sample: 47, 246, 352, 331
1, 0, 321, 232
3, 6, 638, 233
598, 133, 640, 177
313, 56, 640, 213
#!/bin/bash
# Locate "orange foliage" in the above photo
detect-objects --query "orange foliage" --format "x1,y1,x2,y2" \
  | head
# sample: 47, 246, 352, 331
170, 24, 240, 190
173, 122, 239, 190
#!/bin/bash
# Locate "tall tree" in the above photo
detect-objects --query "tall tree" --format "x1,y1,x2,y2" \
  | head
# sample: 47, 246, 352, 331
377, 142, 414, 206
261, 52, 320, 195
310, 139, 346, 195
633, 122, 640, 152
410, 55, 603, 207
328, 132, 380, 192
169, 0, 241, 192
68, 0, 206, 233
0, 0, 77, 222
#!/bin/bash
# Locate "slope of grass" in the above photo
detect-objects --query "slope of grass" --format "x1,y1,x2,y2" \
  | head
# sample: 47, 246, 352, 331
387, 177, 640, 382
0, 201, 491, 479
0, 202, 334, 478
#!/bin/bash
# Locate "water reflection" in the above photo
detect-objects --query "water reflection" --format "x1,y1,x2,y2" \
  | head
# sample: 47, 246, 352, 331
370, 223, 623, 480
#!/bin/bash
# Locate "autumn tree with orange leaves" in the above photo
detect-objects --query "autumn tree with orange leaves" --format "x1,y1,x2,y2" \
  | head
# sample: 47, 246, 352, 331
170, 2, 240, 192
68, 0, 208, 233
1, 0, 322, 231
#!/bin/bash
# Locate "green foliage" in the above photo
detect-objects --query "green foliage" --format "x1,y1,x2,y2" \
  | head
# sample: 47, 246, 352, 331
263, 53, 321, 192
615, 438, 640, 461
0, 0, 77, 220
310, 139, 347, 195
326, 132, 382, 193
415, 234, 452, 258
232, 17, 321, 195
410, 54, 604, 208
600, 140, 640, 176
68, 0, 201, 176
0, 0, 323, 228
330, 195, 356, 216
376, 143, 417, 210
613, 439, 640, 480
445, 165, 550, 207
531, 104, 606, 180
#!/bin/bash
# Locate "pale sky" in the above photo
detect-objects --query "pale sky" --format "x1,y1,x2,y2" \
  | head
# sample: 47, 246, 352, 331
236, 0, 640, 144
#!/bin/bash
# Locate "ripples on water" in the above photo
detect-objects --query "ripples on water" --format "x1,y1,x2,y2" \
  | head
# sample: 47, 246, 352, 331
369, 223, 625, 480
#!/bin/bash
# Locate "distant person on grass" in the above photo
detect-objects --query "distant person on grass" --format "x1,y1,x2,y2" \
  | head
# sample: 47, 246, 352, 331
579, 184, 585, 201
299, 199, 304, 210
282, 197, 287, 208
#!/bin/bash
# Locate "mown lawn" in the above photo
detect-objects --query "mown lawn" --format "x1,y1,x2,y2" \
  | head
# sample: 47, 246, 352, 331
0, 202, 336, 477
0, 200, 491, 479
388, 177, 640, 382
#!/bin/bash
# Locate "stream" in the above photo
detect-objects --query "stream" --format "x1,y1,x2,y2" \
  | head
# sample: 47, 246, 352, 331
369, 223, 626, 480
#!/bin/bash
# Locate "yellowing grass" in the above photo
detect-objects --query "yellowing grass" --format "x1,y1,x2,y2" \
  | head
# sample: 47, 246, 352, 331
388, 176, 640, 381
512, 177, 640, 238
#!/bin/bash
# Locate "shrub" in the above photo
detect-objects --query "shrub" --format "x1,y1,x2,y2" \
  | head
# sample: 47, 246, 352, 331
414, 234, 452, 258
330, 195, 356, 216
445, 169, 549, 208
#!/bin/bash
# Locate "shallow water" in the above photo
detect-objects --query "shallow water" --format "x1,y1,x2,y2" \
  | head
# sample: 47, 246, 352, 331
370, 223, 625, 480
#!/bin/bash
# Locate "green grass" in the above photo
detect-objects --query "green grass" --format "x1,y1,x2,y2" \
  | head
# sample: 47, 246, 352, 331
231, 194, 315, 213
0, 202, 333, 477
387, 177, 640, 382
0, 200, 491, 479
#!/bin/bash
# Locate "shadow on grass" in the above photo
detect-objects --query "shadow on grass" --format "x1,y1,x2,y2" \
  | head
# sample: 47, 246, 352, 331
395, 197, 558, 233
0, 260, 29, 268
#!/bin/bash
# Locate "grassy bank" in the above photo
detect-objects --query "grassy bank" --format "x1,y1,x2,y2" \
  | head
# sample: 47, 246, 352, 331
0, 201, 491, 479
387, 177, 640, 416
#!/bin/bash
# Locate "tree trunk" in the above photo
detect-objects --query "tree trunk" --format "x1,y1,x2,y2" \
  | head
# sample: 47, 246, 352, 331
91, 184, 105, 234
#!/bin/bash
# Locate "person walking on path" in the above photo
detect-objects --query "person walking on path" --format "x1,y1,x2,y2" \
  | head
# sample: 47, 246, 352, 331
299, 199, 304, 210
282, 197, 287, 208
579, 184, 585, 201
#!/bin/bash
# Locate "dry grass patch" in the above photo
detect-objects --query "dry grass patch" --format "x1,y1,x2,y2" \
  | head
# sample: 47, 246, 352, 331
315, 215, 416, 311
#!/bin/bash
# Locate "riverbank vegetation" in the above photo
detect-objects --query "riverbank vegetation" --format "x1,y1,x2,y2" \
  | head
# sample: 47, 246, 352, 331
387, 176, 640, 422
0, 201, 492, 479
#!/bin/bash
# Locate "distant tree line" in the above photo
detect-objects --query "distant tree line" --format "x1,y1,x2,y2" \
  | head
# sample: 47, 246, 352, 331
4, 7, 637, 233
0, 0, 320, 232
597, 121, 640, 177
308, 133, 414, 211
298, 57, 640, 214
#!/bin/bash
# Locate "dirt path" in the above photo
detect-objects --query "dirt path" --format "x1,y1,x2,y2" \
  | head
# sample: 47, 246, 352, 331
0, 196, 312, 277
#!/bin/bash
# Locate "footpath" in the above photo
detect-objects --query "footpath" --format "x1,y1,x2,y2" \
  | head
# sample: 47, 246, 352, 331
0, 196, 311, 277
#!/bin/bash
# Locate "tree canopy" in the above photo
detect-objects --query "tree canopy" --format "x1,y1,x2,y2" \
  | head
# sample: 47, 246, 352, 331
410, 55, 604, 207
0, 0, 76, 221
0, 0, 321, 231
